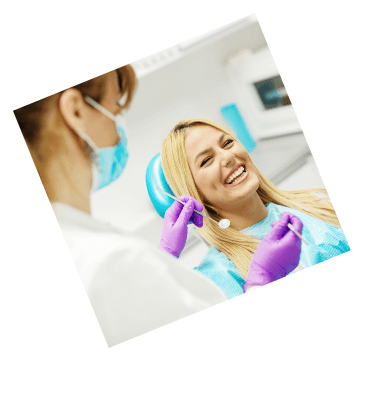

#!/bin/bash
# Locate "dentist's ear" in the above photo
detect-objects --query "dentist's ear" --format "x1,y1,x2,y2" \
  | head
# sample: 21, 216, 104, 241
59, 89, 87, 133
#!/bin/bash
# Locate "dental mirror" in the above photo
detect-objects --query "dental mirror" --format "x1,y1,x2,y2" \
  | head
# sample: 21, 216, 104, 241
218, 219, 230, 229
156, 187, 230, 229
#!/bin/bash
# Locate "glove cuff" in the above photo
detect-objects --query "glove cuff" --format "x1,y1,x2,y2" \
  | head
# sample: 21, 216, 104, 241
244, 270, 276, 288
157, 243, 181, 259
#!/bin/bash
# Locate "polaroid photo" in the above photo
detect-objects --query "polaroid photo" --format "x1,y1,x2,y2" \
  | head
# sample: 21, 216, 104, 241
1, 1, 376, 394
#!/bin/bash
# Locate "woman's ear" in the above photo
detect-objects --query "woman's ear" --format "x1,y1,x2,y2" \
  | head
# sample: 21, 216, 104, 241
59, 89, 86, 133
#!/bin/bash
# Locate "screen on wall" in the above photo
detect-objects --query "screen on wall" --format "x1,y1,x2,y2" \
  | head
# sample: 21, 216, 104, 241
253, 75, 291, 110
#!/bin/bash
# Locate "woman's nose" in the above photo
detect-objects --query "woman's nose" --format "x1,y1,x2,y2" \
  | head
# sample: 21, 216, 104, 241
220, 150, 236, 167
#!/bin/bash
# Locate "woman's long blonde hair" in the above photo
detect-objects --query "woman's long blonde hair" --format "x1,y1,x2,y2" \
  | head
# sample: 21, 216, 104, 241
161, 119, 340, 279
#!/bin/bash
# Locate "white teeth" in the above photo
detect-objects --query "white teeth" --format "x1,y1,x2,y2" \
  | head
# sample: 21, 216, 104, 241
226, 166, 245, 184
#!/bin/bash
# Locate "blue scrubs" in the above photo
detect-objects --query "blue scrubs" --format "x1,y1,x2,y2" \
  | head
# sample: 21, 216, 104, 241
194, 203, 350, 299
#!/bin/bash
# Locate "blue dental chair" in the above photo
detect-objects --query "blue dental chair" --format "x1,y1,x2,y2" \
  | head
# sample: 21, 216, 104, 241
145, 153, 176, 220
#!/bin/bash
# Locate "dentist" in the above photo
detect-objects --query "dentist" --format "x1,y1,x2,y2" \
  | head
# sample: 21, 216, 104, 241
14, 65, 303, 347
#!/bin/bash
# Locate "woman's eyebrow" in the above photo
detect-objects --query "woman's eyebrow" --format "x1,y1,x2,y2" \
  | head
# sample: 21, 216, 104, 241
218, 133, 227, 143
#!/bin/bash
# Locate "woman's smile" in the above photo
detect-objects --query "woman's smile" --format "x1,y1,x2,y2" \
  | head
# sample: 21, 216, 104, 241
224, 164, 249, 187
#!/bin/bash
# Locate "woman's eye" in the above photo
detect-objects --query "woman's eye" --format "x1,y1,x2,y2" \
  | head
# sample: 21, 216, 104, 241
200, 157, 212, 167
223, 139, 234, 148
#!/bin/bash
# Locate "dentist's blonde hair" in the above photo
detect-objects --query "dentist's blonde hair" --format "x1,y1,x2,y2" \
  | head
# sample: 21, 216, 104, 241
161, 119, 341, 279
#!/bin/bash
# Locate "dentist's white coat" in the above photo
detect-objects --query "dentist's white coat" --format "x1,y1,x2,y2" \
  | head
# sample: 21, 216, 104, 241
52, 203, 227, 347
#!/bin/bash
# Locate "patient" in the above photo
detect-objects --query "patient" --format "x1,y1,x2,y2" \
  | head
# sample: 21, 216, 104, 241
161, 119, 350, 299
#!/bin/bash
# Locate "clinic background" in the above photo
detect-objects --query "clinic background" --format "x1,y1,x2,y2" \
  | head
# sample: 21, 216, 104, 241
91, 14, 325, 268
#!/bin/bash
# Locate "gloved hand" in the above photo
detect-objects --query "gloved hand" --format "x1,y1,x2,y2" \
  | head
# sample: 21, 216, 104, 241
157, 195, 204, 258
243, 212, 303, 291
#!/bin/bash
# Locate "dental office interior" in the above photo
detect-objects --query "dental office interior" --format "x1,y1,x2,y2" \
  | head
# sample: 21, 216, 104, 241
91, 14, 326, 268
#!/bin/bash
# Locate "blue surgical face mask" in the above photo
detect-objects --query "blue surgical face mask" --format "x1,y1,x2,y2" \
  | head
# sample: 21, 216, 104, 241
76, 96, 129, 191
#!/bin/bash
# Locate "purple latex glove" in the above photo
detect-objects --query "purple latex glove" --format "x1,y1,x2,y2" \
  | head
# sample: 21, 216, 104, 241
243, 212, 304, 291
157, 195, 204, 258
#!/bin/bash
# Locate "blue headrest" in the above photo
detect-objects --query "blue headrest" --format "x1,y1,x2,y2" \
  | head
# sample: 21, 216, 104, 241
146, 153, 176, 219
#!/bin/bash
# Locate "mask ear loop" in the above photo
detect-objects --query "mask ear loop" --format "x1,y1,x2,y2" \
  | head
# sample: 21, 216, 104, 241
82, 96, 121, 193
84, 95, 122, 141
75, 128, 98, 151
84, 96, 116, 122
75, 129, 99, 165
75, 129, 100, 193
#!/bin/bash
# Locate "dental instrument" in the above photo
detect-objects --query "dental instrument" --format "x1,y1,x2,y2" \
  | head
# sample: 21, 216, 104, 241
156, 187, 231, 229
288, 223, 309, 245
155, 187, 308, 239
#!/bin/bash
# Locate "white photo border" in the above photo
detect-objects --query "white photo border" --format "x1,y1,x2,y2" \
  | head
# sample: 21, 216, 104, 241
1, 1, 377, 394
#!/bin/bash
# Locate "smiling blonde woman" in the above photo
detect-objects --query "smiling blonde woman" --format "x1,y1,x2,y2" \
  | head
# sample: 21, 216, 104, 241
161, 118, 350, 299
